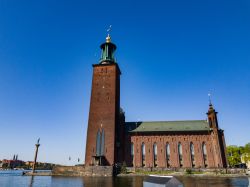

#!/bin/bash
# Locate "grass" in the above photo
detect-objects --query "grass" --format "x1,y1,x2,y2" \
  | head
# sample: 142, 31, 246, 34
134, 169, 174, 175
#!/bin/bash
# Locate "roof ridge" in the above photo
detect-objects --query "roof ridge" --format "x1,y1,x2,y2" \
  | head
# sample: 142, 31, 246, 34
126, 120, 206, 123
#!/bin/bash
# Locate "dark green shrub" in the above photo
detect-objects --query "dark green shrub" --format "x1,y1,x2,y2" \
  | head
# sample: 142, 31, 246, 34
120, 161, 127, 174
185, 168, 192, 174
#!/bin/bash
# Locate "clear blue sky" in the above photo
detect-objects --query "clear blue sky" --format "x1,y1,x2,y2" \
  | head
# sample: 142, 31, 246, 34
0, 0, 249, 165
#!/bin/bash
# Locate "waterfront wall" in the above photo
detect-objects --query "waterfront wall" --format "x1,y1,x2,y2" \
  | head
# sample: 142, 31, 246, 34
52, 166, 113, 176
52, 166, 246, 176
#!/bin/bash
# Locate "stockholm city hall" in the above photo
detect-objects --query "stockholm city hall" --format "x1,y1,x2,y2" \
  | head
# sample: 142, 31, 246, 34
85, 34, 228, 169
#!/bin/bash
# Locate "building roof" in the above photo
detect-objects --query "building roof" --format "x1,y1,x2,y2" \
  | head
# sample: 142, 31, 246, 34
126, 120, 210, 133
143, 175, 183, 186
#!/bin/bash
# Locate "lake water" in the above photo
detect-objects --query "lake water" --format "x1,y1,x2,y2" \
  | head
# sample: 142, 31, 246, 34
0, 170, 249, 187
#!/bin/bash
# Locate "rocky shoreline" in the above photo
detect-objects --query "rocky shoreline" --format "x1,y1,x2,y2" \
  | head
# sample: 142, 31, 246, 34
23, 171, 249, 178
23, 171, 52, 176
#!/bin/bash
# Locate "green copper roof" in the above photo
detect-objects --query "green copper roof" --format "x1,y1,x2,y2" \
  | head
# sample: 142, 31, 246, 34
126, 120, 210, 132
99, 35, 117, 64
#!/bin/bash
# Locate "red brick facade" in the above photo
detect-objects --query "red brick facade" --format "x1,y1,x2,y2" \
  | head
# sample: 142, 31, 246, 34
124, 130, 227, 168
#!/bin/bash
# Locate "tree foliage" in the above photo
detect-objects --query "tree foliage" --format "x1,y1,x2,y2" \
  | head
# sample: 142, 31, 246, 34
120, 161, 127, 174
227, 142, 250, 167
241, 143, 250, 163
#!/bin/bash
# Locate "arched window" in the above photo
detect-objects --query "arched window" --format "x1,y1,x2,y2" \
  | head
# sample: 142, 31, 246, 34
96, 129, 105, 156
153, 143, 157, 167
95, 129, 105, 166
202, 142, 208, 168
178, 143, 183, 168
190, 142, 195, 168
131, 143, 134, 166
166, 143, 170, 167
142, 143, 145, 167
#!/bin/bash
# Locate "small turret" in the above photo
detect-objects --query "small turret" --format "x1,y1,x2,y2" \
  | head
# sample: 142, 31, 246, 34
207, 94, 219, 129
99, 34, 117, 64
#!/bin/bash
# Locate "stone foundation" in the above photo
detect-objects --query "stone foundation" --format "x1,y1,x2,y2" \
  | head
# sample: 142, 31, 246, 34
52, 166, 113, 176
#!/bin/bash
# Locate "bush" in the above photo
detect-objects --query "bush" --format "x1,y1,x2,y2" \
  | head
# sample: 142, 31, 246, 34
120, 161, 127, 174
185, 169, 192, 174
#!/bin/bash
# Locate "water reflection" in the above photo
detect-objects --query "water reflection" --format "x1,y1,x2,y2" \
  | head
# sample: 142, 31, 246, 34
63, 176, 248, 187
50, 176, 146, 187
176, 176, 249, 187
79, 176, 145, 187
50, 176, 84, 187
29, 176, 34, 187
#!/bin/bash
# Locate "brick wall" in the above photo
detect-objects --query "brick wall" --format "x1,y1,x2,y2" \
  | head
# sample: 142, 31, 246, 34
124, 131, 227, 168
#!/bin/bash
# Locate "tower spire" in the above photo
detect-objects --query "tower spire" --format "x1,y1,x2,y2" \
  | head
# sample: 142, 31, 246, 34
207, 93, 217, 117
208, 93, 214, 109
208, 93, 212, 105
208, 93, 215, 113
106, 25, 112, 43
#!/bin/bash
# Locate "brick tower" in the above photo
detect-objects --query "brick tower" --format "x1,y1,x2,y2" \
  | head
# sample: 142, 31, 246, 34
207, 100, 228, 168
85, 34, 121, 166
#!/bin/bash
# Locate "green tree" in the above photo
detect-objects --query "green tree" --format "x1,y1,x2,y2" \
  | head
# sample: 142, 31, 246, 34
245, 143, 250, 153
227, 143, 250, 167
1, 163, 9, 169
242, 143, 250, 163
227, 145, 241, 167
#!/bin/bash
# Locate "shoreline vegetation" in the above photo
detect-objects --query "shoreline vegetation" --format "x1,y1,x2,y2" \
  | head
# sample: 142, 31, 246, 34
117, 167, 249, 177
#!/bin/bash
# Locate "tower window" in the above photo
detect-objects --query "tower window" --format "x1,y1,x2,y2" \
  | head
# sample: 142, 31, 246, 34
209, 118, 212, 127
96, 129, 105, 156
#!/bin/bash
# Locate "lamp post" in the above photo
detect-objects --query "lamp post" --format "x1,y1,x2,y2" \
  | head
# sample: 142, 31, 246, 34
32, 138, 40, 173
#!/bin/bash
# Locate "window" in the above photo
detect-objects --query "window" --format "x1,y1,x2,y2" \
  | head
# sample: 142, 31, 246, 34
101, 129, 105, 155
190, 142, 195, 168
153, 143, 157, 167
96, 129, 105, 156
178, 143, 183, 168
131, 143, 134, 166
131, 143, 134, 155
142, 143, 145, 167
202, 142, 208, 168
166, 143, 170, 167
96, 130, 101, 156
209, 118, 212, 127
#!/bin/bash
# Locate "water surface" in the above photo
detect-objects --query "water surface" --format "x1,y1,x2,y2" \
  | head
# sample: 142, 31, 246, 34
0, 170, 249, 187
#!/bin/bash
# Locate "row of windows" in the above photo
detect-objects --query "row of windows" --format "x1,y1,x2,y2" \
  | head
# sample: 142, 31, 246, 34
131, 142, 208, 167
